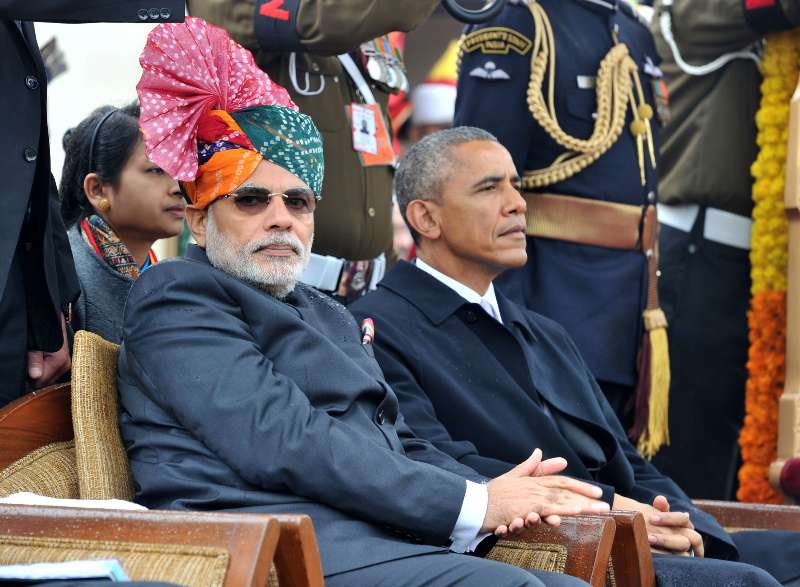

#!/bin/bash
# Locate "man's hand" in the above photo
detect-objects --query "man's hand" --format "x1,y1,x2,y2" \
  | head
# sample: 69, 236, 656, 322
613, 494, 704, 557
482, 449, 610, 536
27, 313, 71, 389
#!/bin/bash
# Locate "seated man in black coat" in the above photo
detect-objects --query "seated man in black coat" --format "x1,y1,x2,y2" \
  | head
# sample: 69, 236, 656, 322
118, 17, 615, 587
351, 126, 800, 586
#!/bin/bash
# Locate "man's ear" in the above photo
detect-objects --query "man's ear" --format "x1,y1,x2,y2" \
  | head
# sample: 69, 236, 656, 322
185, 205, 208, 248
405, 199, 441, 242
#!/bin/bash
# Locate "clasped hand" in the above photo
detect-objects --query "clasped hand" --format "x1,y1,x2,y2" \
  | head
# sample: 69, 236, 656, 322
482, 448, 610, 536
612, 494, 704, 557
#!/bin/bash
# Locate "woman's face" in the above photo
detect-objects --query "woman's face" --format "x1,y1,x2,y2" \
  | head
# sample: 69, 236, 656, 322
103, 140, 185, 241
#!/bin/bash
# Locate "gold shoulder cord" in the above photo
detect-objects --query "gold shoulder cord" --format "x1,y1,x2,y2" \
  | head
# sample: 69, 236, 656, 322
523, 1, 656, 190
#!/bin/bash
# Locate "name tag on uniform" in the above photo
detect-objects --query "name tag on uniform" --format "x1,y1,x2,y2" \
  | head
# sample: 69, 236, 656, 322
347, 103, 396, 167
577, 75, 596, 89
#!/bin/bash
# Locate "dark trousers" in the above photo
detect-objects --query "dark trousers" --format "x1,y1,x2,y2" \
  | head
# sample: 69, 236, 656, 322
324, 551, 590, 587
0, 245, 28, 406
651, 221, 750, 500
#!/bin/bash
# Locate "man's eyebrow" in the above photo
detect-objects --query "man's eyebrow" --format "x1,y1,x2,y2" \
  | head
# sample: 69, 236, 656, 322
232, 183, 270, 194
471, 175, 504, 189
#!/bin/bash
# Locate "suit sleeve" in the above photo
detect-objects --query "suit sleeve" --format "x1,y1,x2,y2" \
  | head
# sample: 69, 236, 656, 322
557, 328, 737, 557
654, 0, 800, 61
360, 307, 517, 480
188, 0, 438, 56
123, 266, 468, 545
0, 0, 184, 22
48, 177, 80, 311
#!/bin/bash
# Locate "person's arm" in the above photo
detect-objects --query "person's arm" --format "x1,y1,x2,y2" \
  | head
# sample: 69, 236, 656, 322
557, 327, 738, 557
0, 0, 184, 22
655, 0, 800, 61
364, 312, 518, 479
188, 0, 438, 56
123, 265, 471, 545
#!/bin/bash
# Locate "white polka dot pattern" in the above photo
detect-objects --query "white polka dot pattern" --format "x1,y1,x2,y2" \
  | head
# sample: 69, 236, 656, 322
136, 16, 297, 181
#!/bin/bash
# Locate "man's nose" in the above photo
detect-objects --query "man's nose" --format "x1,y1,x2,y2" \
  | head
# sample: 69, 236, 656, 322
263, 195, 295, 230
506, 186, 527, 215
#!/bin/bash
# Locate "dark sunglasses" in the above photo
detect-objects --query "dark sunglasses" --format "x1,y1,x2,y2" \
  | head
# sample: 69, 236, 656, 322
218, 187, 318, 215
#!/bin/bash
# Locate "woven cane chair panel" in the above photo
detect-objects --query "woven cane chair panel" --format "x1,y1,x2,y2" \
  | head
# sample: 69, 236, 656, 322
0, 441, 78, 498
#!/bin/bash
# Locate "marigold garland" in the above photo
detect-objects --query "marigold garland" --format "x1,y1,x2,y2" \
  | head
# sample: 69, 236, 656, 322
737, 31, 800, 503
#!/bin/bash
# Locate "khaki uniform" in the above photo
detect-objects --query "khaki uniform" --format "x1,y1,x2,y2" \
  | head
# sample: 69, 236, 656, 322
650, 0, 800, 499
188, 0, 438, 262
654, 0, 800, 216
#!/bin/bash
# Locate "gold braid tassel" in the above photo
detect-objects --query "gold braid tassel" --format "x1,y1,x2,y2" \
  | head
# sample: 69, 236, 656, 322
636, 308, 671, 458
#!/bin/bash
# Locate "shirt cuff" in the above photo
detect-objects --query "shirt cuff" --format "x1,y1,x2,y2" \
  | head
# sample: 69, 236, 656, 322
450, 480, 492, 553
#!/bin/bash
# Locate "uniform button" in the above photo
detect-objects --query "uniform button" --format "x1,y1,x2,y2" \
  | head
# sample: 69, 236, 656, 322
367, 207, 376, 217
149, 8, 160, 19
647, 191, 655, 203
310, 62, 320, 73
23, 147, 37, 162
160, 7, 171, 19
25, 75, 39, 90
376, 409, 385, 425
137, 8, 148, 20
688, 244, 698, 254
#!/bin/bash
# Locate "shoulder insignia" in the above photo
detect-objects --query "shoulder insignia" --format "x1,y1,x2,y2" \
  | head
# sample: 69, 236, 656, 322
462, 27, 532, 56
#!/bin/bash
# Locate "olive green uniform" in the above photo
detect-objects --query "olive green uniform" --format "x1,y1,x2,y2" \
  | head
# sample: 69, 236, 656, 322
188, 0, 438, 263
650, 0, 800, 499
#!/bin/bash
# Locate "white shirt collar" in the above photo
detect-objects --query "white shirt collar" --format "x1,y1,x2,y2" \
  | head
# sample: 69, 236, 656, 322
415, 258, 503, 324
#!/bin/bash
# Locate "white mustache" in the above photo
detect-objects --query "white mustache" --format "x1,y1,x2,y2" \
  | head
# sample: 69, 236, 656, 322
248, 233, 304, 256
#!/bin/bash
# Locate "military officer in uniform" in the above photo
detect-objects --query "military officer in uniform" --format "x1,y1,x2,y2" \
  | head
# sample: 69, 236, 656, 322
187, 0, 439, 303
0, 2, 184, 407
455, 0, 670, 457
650, 0, 800, 499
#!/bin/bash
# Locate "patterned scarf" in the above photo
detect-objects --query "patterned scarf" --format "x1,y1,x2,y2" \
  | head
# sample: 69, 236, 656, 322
81, 215, 157, 279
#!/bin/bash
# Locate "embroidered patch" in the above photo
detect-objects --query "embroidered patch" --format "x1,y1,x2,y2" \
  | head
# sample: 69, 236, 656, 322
462, 27, 532, 56
470, 61, 510, 80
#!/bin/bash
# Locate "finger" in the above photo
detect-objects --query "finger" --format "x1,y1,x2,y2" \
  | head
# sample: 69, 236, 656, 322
648, 532, 692, 553
538, 476, 604, 499
652, 495, 670, 513
508, 517, 525, 533
534, 457, 568, 477
510, 448, 543, 478
688, 530, 704, 558
27, 351, 44, 380
495, 525, 509, 537
524, 512, 541, 527
650, 511, 692, 528
543, 514, 561, 526
37, 353, 70, 388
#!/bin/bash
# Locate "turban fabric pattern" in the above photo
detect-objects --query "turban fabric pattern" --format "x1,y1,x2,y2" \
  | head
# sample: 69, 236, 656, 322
137, 16, 324, 208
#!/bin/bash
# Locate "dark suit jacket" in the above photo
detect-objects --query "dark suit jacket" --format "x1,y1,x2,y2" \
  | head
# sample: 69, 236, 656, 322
350, 261, 738, 559
118, 246, 486, 576
0, 1, 182, 352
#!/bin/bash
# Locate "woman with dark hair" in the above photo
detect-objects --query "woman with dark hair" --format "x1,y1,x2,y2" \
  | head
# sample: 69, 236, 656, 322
60, 103, 185, 343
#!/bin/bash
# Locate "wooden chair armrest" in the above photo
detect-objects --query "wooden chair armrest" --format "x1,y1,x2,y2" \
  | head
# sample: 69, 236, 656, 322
694, 499, 800, 531
0, 384, 72, 470
269, 514, 325, 587
489, 514, 615, 586
0, 505, 280, 587
609, 510, 655, 587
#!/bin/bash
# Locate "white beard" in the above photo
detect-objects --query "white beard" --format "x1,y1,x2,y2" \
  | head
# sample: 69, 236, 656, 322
205, 209, 312, 299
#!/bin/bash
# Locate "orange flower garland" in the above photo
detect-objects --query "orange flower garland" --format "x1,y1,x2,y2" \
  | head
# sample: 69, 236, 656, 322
737, 31, 799, 503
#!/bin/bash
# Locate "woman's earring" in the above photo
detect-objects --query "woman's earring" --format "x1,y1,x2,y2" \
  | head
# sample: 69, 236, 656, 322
97, 197, 110, 212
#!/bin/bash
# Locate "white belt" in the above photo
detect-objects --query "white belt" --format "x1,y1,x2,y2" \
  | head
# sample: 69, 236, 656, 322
657, 204, 752, 250
300, 252, 386, 292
